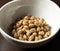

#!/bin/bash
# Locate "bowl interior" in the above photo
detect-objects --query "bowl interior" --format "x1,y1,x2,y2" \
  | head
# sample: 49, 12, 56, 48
0, 0, 60, 41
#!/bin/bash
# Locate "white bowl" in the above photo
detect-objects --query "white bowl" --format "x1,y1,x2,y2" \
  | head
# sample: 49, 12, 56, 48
0, 0, 60, 48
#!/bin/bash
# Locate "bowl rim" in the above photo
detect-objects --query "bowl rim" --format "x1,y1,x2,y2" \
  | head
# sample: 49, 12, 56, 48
0, 0, 60, 43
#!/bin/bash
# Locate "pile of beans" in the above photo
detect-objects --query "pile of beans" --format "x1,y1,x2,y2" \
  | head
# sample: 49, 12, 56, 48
12, 15, 51, 41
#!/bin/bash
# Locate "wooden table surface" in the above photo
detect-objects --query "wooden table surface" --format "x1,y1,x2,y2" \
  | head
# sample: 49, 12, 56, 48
0, 0, 60, 51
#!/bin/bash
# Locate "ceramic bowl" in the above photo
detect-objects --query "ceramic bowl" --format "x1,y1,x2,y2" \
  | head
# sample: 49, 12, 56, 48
0, 0, 60, 48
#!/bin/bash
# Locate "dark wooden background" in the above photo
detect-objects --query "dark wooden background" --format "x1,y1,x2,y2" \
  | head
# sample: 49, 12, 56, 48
0, 0, 60, 51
